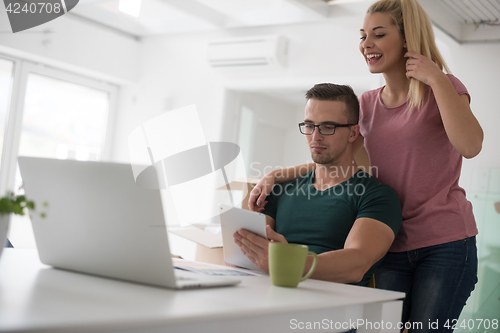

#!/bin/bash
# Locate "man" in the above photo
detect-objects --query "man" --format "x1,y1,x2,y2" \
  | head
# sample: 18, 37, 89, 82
234, 83, 401, 286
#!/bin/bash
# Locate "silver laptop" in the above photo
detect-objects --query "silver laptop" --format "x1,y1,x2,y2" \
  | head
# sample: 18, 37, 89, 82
18, 156, 240, 289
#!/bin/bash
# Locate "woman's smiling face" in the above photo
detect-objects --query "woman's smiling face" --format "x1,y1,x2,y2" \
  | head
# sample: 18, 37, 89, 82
359, 12, 407, 75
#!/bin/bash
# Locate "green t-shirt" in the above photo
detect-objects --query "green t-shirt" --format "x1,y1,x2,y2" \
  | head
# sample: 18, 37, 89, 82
262, 169, 402, 286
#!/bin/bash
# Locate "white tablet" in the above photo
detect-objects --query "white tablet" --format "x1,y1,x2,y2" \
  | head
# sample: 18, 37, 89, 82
219, 204, 268, 271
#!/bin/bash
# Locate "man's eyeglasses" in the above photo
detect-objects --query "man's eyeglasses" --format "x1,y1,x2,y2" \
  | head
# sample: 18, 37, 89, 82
298, 122, 356, 136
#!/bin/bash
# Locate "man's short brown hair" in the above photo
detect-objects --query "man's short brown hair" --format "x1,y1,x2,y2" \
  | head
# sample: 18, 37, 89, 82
305, 83, 359, 124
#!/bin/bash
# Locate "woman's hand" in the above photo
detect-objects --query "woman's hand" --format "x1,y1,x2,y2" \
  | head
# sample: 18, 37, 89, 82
248, 163, 316, 212
405, 51, 446, 86
405, 52, 483, 158
248, 172, 275, 212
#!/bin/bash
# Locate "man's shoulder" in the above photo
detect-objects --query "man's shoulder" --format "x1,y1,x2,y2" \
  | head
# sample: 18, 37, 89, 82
350, 170, 402, 236
350, 169, 378, 185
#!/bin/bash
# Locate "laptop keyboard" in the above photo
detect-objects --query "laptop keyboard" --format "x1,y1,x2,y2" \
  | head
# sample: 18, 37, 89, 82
174, 266, 254, 276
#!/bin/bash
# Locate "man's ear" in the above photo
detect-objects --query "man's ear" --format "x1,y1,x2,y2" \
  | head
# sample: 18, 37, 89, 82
349, 125, 360, 143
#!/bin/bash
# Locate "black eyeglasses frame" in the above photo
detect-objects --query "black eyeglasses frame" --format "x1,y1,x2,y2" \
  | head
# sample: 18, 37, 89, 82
298, 122, 356, 136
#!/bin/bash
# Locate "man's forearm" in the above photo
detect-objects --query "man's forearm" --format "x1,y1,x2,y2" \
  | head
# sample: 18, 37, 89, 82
304, 248, 375, 284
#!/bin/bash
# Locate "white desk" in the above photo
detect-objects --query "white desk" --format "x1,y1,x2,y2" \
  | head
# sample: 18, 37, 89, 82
0, 249, 404, 333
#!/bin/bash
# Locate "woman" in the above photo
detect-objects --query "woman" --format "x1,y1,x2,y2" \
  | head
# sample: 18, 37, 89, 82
248, 0, 483, 332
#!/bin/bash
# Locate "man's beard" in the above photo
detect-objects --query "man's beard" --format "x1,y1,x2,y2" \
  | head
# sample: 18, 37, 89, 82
311, 151, 336, 165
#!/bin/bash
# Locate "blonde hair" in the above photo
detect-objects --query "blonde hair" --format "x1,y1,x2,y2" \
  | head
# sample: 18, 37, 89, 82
367, 0, 450, 112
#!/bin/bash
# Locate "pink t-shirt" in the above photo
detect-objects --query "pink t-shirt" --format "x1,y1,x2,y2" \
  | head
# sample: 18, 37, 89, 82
359, 74, 478, 252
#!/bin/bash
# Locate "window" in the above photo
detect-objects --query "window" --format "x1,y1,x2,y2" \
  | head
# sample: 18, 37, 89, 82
0, 59, 14, 170
19, 73, 110, 161
1, 56, 117, 248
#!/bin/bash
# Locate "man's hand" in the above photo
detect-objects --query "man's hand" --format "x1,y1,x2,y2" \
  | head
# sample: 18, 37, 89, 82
233, 225, 287, 273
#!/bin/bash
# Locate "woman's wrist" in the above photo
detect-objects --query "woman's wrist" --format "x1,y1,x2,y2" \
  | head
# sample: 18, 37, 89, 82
265, 169, 279, 181
427, 70, 448, 90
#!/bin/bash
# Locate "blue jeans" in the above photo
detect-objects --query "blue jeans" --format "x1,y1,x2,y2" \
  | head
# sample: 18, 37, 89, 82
375, 237, 477, 333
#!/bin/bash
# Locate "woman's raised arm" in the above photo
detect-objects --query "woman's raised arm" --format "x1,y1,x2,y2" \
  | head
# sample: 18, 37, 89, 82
248, 163, 315, 212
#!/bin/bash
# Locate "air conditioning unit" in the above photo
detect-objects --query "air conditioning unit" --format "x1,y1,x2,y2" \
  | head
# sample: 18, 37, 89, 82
207, 35, 288, 70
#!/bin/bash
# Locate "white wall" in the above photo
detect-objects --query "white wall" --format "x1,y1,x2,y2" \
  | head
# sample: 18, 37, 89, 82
112, 19, 500, 195
278, 99, 312, 171
237, 92, 310, 178
111, 16, 383, 164
433, 28, 500, 192
111, 31, 228, 163
0, 12, 140, 84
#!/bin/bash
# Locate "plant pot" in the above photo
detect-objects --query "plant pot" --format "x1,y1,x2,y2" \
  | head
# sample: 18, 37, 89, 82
0, 214, 10, 259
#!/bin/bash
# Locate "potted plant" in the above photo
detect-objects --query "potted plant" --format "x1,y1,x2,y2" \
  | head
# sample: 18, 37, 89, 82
0, 191, 45, 258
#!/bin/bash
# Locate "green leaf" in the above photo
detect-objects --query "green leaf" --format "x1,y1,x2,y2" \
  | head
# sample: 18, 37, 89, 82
0, 192, 46, 218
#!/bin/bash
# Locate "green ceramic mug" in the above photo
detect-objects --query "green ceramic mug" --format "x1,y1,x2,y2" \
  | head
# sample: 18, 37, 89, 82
268, 242, 318, 288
